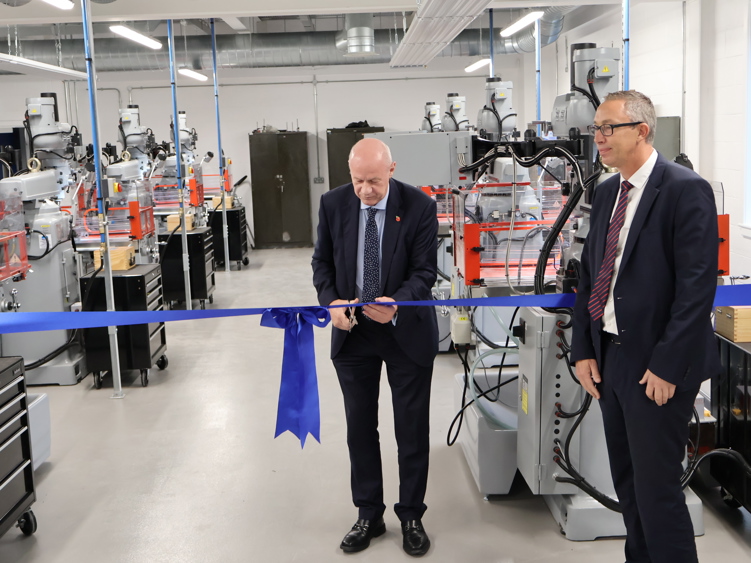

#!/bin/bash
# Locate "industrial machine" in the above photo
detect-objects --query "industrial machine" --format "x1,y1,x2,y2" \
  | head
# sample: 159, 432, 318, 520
476, 77, 517, 142
441, 93, 472, 132
151, 110, 211, 234
0, 94, 86, 386
420, 102, 443, 133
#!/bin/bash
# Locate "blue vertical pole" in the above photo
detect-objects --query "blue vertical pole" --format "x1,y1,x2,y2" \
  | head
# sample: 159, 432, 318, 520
535, 19, 541, 137
167, 20, 192, 309
81, 0, 124, 398
488, 9, 495, 78
210, 19, 231, 272
623, 0, 630, 90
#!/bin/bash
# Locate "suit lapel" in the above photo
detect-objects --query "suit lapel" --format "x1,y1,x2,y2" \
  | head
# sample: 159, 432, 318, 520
380, 179, 402, 294
342, 189, 360, 296
617, 159, 664, 274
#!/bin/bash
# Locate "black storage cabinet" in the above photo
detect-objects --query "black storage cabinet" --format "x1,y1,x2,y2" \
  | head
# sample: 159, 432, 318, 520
158, 226, 216, 309
711, 335, 751, 511
0, 357, 37, 539
326, 126, 384, 191
81, 264, 168, 388
249, 131, 311, 248
209, 205, 249, 269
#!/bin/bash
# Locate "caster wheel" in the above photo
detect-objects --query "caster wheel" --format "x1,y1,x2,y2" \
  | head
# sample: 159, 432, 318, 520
200, 301, 206, 310
93, 372, 103, 389
242, 257, 250, 266
18, 510, 37, 536
140, 369, 149, 387
208, 295, 214, 304
156, 355, 168, 370
721, 487, 742, 509
237, 261, 242, 269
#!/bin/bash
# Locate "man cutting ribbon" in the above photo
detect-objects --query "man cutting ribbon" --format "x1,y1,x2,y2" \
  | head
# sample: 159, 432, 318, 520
312, 138, 438, 557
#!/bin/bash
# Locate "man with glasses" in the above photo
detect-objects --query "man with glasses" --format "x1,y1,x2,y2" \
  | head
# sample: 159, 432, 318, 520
571, 90, 720, 563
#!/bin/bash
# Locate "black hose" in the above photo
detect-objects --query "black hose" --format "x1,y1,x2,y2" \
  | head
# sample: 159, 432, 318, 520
587, 67, 601, 107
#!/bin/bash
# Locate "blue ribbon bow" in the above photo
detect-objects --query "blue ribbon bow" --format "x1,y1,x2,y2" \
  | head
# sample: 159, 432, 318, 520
260, 307, 331, 447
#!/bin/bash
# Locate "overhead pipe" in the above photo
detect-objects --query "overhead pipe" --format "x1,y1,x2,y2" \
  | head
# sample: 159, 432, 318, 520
623, 0, 630, 89
81, 0, 124, 399
488, 8, 494, 78
210, 18, 231, 272
167, 20, 192, 310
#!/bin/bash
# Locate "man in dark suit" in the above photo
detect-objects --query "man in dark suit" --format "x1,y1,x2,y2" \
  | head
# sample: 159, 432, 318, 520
312, 138, 438, 556
571, 90, 720, 563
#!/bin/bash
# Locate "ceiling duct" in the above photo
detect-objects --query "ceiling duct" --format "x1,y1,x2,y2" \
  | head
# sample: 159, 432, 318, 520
12, 9, 576, 74
91, 0, 118, 3
0, 0, 32, 6
335, 13, 376, 56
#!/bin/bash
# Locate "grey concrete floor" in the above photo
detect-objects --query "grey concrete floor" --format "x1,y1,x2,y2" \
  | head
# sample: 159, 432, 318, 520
1, 247, 750, 563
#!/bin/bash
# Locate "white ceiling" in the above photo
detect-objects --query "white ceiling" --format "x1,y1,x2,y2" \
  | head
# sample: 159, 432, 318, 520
0, 0, 620, 25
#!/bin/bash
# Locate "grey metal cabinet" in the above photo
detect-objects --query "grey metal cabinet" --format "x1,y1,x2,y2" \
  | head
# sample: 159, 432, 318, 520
326, 127, 384, 191
249, 131, 311, 248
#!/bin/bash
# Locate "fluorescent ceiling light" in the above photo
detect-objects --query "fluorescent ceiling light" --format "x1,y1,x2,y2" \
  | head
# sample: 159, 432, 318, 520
0, 52, 87, 79
110, 25, 162, 50
178, 68, 208, 82
390, 0, 494, 68
40, 0, 74, 9
500, 11, 545, 38
465, 58, 491, 73
222, 16, 247, 32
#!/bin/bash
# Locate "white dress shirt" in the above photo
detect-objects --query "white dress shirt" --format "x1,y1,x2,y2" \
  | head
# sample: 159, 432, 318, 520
602, 149, 658, 334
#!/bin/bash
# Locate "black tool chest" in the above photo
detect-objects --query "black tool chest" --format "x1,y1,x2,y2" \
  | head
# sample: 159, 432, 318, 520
158, 226, 216, 309
0, 357, 37, 539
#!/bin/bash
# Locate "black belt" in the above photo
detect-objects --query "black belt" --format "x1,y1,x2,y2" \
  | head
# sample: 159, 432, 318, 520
603, 331, 622, 345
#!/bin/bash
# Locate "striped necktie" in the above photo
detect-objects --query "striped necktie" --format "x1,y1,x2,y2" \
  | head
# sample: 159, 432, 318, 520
588, 180, 633, 322
361, 207, 379, 303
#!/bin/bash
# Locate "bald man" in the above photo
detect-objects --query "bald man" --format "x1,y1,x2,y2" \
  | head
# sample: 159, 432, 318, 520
312, 138, 438, 556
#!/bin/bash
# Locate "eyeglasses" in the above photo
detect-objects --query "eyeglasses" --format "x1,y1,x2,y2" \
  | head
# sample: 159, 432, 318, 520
587, 122, 643, 136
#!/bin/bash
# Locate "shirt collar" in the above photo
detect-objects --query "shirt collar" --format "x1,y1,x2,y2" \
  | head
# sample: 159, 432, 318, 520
621, 148, 658, 189
360, 185, 390, 210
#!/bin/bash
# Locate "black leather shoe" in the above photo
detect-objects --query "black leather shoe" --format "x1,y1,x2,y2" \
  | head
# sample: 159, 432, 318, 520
339, 517, 386, 553
402, 519, 430, 556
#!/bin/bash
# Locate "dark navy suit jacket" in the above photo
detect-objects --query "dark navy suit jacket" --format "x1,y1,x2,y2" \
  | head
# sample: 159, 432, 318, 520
571, 153, 721, 387
312, 178, 439, 367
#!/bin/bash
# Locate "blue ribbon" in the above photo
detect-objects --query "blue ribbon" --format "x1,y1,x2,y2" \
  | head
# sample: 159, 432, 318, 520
260, 307, 331, 447
3, 284, 751, 449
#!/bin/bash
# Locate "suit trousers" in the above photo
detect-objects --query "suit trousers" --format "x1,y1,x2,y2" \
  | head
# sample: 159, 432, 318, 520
332, 312, 433, 522
599, 334, 700, 563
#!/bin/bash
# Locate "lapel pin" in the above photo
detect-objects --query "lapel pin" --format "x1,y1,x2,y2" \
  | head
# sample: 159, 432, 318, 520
396, 216, 401, 222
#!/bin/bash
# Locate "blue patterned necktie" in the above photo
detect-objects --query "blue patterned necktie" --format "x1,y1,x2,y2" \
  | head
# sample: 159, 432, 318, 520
362, 207, 379, 303
588, 180, 633, 321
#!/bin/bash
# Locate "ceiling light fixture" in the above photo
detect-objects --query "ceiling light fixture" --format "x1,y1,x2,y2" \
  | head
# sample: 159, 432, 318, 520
222, 16, 247, 32
500, 11, 545, 38
0, 52, 87, 78
40, 0, 74, 9
465, 58, 491, 73
178, 68, 208, 82
110, 25, 162, 50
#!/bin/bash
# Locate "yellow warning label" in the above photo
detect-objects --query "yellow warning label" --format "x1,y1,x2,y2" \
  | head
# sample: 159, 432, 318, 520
521, 374, 529, 415
603, 66, 610, 73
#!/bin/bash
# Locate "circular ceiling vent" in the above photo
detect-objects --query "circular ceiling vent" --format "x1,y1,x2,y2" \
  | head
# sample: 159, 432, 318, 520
91, 0, 119, 3
0, 0, 33, 6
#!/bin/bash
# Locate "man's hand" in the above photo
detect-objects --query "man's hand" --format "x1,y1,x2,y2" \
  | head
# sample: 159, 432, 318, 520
639, 369, 676, 406
576, 359, 602, 400
329, 298, 358, 330
363, 296, 398, 324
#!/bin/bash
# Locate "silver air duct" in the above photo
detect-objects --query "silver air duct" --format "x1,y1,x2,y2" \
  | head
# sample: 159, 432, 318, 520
15, 7, 575, 72
0, 0, 32, 5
